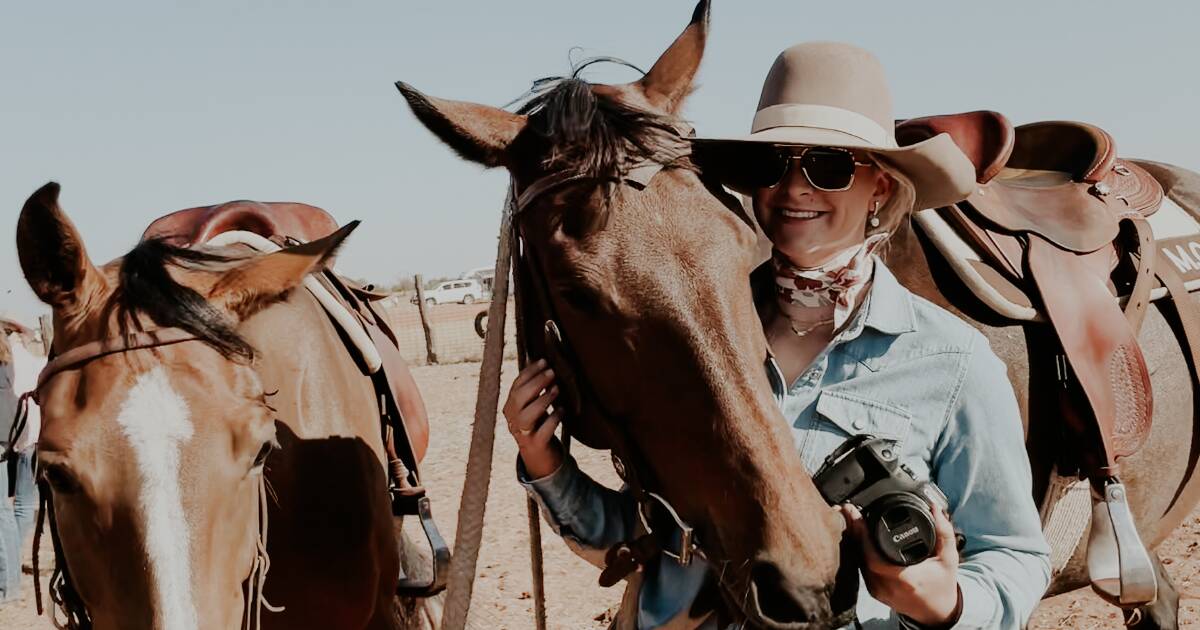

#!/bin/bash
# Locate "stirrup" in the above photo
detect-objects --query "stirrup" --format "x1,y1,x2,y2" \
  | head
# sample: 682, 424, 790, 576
1086, 478, 1157, 607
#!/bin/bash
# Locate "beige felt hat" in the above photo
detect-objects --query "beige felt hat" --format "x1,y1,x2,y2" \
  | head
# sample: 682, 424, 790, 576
693, 42, 976, 210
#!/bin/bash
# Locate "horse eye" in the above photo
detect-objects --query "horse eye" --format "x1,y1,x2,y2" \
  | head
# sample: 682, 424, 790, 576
41, 463, 81, 494
252, 442, 274, 469
559, 286, 598, 314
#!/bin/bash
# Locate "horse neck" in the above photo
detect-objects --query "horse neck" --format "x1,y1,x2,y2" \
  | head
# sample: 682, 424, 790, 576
238, 288, 383, 452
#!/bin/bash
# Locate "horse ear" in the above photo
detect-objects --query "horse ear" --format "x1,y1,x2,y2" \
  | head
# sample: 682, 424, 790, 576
207, 221, 358, 320
395, 82, 527, 167
17, 182, 104, 312
636, 0, 709, 114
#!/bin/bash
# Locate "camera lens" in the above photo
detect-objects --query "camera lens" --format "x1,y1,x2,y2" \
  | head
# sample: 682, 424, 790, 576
870, 495, 938, 565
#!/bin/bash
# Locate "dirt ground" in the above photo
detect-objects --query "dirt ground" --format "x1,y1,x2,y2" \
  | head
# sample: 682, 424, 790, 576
2, 360, 1198, 629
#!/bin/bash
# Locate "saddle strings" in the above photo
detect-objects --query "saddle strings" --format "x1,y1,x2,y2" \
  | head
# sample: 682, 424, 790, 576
244, 470, 284, 630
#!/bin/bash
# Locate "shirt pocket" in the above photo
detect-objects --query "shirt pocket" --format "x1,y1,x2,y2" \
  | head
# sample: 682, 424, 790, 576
800, 388, 913, 473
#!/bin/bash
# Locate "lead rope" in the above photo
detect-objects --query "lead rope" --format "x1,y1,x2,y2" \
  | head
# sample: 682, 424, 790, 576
439, 186, 517, 630
243, 470, 283, 630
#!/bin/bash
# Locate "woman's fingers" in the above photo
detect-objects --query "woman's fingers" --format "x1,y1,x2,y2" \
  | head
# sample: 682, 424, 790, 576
511, 367, 557, 412
534, 409, 563, 442
932, 507, 960, 562
513, 386, 560, 434
503, 361, 554, 422
511, 359, 548, 389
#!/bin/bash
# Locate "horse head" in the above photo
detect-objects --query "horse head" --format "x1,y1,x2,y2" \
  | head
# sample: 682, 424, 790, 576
398, 2, 854, 626
16, 182, 353, 630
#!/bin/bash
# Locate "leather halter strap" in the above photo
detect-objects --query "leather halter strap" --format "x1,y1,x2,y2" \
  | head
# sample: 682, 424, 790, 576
36, 327, 199, 394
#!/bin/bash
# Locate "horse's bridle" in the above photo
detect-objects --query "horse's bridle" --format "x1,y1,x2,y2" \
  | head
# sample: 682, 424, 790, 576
24, 327, 202, 630
508, 142, 728, 586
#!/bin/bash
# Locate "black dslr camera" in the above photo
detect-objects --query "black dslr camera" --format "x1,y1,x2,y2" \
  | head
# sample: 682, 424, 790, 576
813, 435, 961, 565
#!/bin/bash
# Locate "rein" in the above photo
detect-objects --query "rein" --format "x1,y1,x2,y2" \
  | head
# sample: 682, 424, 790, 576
26, 327, 278, 630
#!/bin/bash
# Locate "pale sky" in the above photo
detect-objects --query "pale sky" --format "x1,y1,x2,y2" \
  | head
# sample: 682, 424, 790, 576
3, 1, 1198, 321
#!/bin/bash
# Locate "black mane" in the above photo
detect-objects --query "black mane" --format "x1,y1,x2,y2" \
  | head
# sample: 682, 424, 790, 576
115, 238, 254, 360
514, 60, 690, 187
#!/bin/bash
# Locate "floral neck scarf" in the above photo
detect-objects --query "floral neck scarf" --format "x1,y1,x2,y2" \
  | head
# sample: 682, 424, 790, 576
772, 233, 888, 330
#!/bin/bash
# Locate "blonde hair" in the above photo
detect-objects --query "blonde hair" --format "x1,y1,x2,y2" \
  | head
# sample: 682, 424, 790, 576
0, 332, 11, 364
868, 156, 918, 239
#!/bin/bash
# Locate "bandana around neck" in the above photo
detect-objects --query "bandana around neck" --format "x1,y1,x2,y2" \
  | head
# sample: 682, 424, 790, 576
773, 232, 888, 330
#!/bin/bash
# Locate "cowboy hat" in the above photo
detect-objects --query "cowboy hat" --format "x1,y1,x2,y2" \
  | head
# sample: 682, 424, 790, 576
692, 42, 976, 210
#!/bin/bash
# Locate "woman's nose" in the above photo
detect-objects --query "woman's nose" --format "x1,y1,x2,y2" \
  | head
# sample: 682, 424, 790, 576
778, 159, 815, 196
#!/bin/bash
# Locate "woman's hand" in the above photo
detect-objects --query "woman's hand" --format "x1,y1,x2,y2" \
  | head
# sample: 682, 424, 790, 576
840, 504, 962, 627
503, 359, 564, 480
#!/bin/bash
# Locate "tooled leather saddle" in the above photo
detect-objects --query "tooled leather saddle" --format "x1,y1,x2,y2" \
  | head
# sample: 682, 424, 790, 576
896, 111, 1200, 607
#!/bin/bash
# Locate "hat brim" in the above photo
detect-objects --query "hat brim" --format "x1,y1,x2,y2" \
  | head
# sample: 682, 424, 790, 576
691, 128, 977, 210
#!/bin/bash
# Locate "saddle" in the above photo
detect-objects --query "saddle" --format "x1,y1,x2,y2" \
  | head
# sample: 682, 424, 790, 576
143, 201, 447, 597
897, 111, 1200, 607
143, 201, 341, 246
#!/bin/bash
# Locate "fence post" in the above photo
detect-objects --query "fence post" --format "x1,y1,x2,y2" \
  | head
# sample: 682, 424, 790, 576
38, 314, 53, 355
413, 274, 439, 365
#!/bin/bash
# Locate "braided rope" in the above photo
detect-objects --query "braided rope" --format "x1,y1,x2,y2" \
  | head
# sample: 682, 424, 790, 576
440, 190, 516, 630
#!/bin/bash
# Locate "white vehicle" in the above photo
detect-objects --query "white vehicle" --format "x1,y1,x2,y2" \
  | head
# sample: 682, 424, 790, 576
415, 279, 485, 305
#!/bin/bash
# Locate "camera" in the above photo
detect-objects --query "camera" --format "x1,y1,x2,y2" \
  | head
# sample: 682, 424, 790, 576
812, 434, 959, 565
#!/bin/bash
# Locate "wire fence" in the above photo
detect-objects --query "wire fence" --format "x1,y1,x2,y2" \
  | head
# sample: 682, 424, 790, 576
377, 294, 518, 366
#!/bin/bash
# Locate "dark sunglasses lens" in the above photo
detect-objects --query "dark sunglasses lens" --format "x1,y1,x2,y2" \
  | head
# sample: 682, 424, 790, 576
693, 143, 786, 192
800, 149, 857, 190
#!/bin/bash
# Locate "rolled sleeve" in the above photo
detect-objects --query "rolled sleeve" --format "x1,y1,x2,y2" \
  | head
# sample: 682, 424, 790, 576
517, 454, 637, 568
932, 335, 1052, 629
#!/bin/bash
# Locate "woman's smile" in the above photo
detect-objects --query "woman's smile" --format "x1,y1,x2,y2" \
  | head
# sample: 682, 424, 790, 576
778, 207, 828, 220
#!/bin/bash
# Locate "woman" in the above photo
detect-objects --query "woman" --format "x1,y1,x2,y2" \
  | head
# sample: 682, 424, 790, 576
505, 43, 1051, 629
0, 319, 40, 602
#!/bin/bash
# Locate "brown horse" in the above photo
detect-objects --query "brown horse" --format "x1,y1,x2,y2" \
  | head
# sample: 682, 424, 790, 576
399, 1, 1200, 628
885, 163, 1200, 628
399, 2, 856, 627
16, 184, 438, 630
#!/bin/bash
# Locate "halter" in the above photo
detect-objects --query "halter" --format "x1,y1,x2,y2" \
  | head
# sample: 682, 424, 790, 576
25, 327, 279, 630
509, 135, 728, 585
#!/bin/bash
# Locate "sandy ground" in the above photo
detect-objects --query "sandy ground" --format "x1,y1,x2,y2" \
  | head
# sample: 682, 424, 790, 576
2, 360, 1199, 629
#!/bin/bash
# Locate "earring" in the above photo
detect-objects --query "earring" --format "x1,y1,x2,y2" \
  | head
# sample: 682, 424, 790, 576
869, 201, 881, 228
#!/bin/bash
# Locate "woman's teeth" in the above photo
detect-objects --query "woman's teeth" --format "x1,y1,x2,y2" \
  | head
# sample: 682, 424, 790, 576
781, 209, 822, 219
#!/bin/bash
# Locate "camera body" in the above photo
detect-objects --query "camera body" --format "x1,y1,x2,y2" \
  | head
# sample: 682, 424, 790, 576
812, 435, 951, 565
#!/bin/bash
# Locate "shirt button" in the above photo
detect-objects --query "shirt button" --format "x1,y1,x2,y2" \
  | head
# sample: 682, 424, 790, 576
852, 419, 866, 431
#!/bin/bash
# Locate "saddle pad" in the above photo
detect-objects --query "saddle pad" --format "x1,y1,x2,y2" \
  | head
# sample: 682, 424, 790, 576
915, 195, 1200, 322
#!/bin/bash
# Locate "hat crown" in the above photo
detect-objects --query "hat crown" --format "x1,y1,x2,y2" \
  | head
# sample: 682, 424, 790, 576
756, 42, 894, 135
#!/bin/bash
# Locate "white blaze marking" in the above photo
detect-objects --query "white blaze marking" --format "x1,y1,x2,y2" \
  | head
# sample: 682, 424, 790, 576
115, 367, 199, 630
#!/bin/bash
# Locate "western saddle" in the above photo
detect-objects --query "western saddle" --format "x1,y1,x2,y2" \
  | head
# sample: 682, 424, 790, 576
143, 202, 449, 597
896, 111, 1200, 607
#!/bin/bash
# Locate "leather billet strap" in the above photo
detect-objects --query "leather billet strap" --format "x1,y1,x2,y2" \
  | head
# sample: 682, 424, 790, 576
36, 327, 200, 395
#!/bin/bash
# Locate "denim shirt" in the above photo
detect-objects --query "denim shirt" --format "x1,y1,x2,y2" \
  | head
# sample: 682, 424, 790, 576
520, 261, 1051, 629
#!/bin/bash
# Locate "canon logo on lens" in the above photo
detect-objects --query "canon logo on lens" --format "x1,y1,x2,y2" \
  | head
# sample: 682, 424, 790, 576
892, 526, 921, 544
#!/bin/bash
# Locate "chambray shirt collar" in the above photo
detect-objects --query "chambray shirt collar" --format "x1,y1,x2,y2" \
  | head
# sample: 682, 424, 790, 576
856, 259, 918, 337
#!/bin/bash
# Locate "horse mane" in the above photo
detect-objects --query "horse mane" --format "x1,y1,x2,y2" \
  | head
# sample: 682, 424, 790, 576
513, 59, 692, 228
114, 238, 255, 360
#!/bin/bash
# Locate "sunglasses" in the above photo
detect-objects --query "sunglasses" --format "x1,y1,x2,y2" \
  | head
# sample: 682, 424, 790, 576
696, 144, 874, 193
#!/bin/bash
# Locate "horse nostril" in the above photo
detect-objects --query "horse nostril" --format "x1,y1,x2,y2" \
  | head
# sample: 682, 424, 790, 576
749, 561, 821, 625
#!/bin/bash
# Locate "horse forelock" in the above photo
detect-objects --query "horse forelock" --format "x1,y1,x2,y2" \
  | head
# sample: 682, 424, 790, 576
113, 238, 255, 360
512, 70, 693, 235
